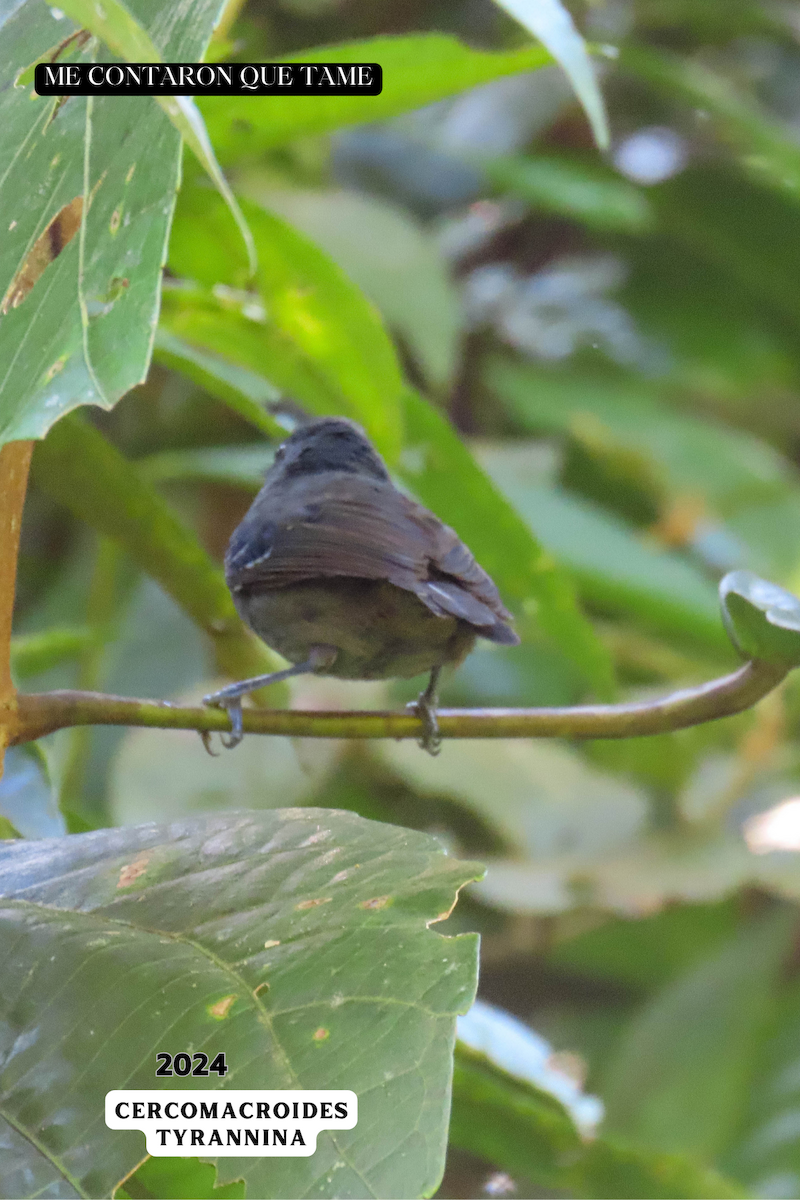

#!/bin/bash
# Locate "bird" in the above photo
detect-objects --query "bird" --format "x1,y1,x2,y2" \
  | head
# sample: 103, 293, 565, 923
203, 416, 520, 753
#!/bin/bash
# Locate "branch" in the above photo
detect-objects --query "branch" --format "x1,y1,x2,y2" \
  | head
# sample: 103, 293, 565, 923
0, 440, 34, 778
10, 659, 787, 745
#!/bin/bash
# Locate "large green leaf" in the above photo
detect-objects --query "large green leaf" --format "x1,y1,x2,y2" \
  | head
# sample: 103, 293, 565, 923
247, 189, 462, 390
0, 809, 481, 1199
166, 188, 404, 460
0, 0, 226, 448
51, 0, 255, 273
603, 912, 793, 1160
197, 35, 552, 165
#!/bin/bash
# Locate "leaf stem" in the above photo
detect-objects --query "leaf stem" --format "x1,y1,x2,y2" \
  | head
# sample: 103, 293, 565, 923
12, 659, 787, 745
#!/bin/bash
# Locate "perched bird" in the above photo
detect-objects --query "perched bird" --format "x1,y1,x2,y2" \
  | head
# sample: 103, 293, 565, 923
204, 417, 519, 752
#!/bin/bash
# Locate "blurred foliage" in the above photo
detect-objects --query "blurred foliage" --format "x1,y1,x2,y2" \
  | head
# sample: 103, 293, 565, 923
8, 0, 800, 1195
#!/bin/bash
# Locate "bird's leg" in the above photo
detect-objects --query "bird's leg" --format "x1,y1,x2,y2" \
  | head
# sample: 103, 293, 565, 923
408, 665, 442, 756
202, 645, 336, 751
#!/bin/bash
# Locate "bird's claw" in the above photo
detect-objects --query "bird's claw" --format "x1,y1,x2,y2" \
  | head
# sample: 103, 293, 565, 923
407, 694, 442, 756
199, 729, 219, 757
202, 692, 244, 751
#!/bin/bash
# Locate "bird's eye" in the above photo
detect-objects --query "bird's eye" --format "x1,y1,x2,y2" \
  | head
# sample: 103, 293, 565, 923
274, 444, 286, 462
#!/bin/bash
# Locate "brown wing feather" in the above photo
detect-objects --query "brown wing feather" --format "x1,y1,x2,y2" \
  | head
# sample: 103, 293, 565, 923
226, 475, 425, 588
408, 502, 519, 641
226, 472, 518, 642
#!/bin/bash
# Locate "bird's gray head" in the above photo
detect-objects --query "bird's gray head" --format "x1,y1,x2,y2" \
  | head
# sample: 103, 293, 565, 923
270, 417, 390, 482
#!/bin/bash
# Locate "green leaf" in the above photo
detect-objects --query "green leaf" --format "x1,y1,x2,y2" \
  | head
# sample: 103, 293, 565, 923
723, 979, 800, 1195
603, 912, 793, 1160
484, 153, 652, 231
0, 809, 481, 1198
166, 189, 404, 461
487, 358, 792, 518
251, 189, 462, 389
10, 625, 95, 679
159, 97, 256, 275
53, 0, 161, 61
650, 166, 800, 334
451, 1043, 582, 1189
572, 1139, 746, 1200
153, 329, 284, 438
457, 999, 602, 1134
31, 414, 283, 686
120, 1156, 245, 1199
159, 290, 349, 428
198, 34, 552, 165
720, 570, 800, 667
380, 737, 647, 888
489, 0, 609, 148
53, 0, 256, 273
138, 442, 275, 489
0, 0, 227, 448
400, 388, 616, 696
476, 442, 730, 655
450, 1044, 745, 1198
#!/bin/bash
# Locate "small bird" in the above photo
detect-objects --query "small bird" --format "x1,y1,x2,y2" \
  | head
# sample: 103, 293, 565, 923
204, 417, 519, 753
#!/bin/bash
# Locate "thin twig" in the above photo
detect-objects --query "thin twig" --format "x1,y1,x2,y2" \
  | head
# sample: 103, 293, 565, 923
11, 659, 787, 746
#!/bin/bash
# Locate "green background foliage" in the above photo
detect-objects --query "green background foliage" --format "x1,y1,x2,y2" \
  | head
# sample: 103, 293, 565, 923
6, 0, 800, 1195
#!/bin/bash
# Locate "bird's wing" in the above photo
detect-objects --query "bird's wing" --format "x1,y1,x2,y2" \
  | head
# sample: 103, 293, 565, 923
226, 474, 424, 588
226, 473, 518, 642
409, 504, 520, 643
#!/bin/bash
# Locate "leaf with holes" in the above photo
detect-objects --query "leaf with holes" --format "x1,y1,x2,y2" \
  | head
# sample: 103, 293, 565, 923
0, 808, 481, 1199
0, 0, 226, 447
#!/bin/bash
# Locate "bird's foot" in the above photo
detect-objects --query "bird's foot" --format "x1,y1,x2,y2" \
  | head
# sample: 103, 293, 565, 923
201, 646, 337, 753
202, 694, 244, 751
407, 692, 442, 756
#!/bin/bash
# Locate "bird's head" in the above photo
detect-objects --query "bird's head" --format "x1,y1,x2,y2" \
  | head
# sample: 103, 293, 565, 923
270, 417, 390, 482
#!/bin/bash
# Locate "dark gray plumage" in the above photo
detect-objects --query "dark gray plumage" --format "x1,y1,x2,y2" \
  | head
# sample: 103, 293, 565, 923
205, 417, 519, 752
